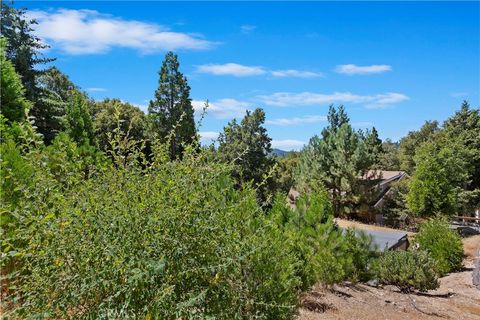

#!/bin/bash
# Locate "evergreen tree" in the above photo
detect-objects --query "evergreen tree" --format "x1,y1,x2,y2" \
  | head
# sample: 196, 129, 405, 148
218, 108, 274, 204
442, 101, 480, 190
1, 2, 53, 101
296, 105, 369, 217
378, 139, 400, 170
64, 92, 96, 147
363, 127, 383, 167
398, 120, 439, 174
148, 52, 195, 159
0, 37, 31, 123
34, 67, 77, 144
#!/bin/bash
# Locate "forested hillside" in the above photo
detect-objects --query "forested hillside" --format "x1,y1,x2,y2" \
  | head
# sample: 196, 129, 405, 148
1, 3, 478, 318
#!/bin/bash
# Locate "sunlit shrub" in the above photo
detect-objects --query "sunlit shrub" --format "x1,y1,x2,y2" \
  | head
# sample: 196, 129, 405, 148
414, 217, 463, 275
376, 249, 439, 292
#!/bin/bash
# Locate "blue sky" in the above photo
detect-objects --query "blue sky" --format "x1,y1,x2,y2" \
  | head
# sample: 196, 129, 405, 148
20, 1, 480, 150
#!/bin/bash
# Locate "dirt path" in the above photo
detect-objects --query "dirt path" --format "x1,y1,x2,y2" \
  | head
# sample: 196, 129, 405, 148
297, 235, 480, 320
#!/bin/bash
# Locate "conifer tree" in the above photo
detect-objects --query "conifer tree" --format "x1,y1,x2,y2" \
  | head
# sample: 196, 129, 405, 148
296, 105, 369, 217
218, 108, 274, 204
0, 37, 31, 123
148, 52, 195, 159
34, 67, 77, 144
64, 92, 96, 147
1, 3, 52, 101
364, 127, 383, 167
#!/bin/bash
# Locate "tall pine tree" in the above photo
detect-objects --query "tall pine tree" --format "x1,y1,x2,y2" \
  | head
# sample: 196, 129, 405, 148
218, 108, 274, 204
296, 105, 369, 217
148, 52, 195, 159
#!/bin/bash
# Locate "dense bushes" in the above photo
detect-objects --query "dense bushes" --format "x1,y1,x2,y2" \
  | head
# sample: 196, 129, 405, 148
270, 188, 378, 289
1, 134, 301, 318
376, 250, 439, 292
414, 218, 464, 275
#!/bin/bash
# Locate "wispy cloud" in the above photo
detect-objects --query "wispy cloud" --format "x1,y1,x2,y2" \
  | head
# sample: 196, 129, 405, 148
27, 9, 216, 54
199, 131, 219, 142
271, 139, 306, 151
270, 69, 323, 78
257, 91, 409, 108
86, 87, 107, 92
266, 115, 327, 126
352, 121, 374, 127
450, 92, 468, 98
192, 98, 252, 119
335, 64, 392, 75
197, 63, 322, 78
241, 25, 256, 34
196, 63, 267, 77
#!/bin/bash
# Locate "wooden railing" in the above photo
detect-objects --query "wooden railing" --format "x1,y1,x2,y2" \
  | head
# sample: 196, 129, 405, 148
452, 216, 480, 225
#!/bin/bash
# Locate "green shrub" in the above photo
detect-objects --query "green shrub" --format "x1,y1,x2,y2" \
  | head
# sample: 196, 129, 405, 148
343, 229, 378, 282
376, 250, 439, 292
2, 139, 300, 318
414, 218, 464, 275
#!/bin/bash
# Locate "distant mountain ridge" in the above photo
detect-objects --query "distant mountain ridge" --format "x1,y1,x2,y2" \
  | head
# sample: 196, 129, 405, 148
271, 148, 289, 157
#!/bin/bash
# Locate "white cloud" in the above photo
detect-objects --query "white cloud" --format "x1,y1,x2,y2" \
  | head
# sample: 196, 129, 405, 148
450, 92, 468, 98
196, 63, 266, 77
270, 69, 323, 78
352, 121, 374, 127
192, 99, 251, 119
335, 64, 392, 75
27, 9, 215, 54
266, 115, 327, 126
257, 91, 409, 107
271, 139, 306, 151
87, 87, 107, 92
199, 131, 219, 142
197, 63, 323, 79
241, 25, 256, 34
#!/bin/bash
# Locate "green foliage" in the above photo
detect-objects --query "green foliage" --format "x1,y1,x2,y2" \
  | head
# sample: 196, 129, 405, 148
343, 229, 378, 283
34, 67, 77, 144
2, 133, 300, 318
414, 218, 463, 276
270, 189, 377, 288
376, 249, 439, 293
296, 105, 369, 217
363, 127, 384, 168
218, 108, 275, 205
0, 37, 31, 123
92, 99, 147, 151
378, 139, 400, 170
381, 179, 413, 227
64, 91, 97, 147
0, 2, 53, 101
271, 189, 345, 288
148, 52, 195, 159
398, 120, 439, 174
273, 151, 300, 195
407, 139, 470, 216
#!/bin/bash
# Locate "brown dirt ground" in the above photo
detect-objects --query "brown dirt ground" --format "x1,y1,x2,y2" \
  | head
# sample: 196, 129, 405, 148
297, 235, 480, 320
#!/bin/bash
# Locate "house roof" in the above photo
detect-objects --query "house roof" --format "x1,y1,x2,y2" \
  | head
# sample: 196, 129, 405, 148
340, 226, 409, 250
362, 170, 407, 182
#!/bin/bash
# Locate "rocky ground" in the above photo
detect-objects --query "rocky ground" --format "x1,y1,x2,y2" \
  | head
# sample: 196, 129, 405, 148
297, 235, 480, 320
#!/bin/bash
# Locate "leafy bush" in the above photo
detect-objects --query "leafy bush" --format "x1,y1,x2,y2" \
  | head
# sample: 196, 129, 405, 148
270, 188, 347, 289
270, 188, 380, 289
376, 250, 439, 292
343, 229, 378, 283
414, 218, 464, 275
2, 137, 300, 318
